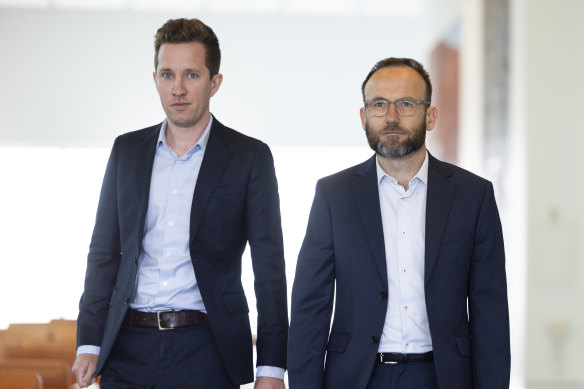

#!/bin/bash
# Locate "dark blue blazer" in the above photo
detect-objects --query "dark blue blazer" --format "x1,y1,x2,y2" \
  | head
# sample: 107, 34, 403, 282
288, 154, 510, 389
76, 117, 288, 384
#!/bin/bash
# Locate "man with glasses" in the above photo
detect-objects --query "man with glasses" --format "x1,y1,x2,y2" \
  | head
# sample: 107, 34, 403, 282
288, 58, 510, 389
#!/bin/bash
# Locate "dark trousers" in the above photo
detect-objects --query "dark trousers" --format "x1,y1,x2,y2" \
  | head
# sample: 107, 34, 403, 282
100, 322, 239, 389
366, 361, 439, 389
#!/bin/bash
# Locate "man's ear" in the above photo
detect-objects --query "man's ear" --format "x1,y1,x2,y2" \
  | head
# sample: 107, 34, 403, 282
209, 73, 223, 97
426, 106, 439, 132
360, 107, 367, 130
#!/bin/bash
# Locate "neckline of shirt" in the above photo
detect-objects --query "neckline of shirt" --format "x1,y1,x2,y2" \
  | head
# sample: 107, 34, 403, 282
157, 115, 214, 159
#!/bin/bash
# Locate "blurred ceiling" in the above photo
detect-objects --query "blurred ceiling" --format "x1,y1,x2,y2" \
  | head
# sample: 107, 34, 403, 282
0, 0, 424, 16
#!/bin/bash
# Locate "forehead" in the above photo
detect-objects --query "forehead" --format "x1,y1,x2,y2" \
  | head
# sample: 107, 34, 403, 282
156, 41, 207, 71
364, 66, 426, 100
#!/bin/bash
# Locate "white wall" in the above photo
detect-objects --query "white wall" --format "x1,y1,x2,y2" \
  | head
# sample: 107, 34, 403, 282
520, 0, 584, 387
0, 8, 429, 148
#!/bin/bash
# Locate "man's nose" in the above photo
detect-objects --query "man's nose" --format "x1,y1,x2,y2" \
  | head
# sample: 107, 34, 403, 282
172, 78, 186, 96
385, 102, 400, 123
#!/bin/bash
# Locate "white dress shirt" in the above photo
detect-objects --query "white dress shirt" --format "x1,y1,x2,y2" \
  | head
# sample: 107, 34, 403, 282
376, 152, 433, 353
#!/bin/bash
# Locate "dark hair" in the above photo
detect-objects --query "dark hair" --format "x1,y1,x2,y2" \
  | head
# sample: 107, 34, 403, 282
361, 57, 432, 104
154, 18, 221, 77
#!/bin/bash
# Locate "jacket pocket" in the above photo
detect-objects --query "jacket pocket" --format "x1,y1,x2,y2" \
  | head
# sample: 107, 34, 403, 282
222, 292, 250, 313
455, 336, 472, 357
213, 182, 245, 197
441, 230, 473, 246
327, 331, 350, 353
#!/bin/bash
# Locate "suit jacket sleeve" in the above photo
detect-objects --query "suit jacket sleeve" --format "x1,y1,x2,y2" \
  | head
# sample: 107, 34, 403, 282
77, 138, 122, 348
469, 182, 511, 388
288, 180, 336, 389
245, 142, 289, 369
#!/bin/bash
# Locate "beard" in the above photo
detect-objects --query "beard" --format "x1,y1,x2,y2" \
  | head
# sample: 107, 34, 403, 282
365, 119, 426, 159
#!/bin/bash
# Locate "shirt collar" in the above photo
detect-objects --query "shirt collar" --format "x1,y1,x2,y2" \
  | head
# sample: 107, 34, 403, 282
157, 114, 214, 156
376, 150, 429, 187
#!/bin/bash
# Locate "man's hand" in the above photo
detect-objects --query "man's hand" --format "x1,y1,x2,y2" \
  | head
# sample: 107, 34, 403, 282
72, 353, 98, 388
254, 376, 285, 389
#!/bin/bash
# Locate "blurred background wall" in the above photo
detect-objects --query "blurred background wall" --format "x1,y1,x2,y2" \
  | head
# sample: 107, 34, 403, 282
0, 0, 582, 387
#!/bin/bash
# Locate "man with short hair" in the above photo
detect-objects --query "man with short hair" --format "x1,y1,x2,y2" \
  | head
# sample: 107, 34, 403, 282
288, 57, 510, 389
72, 18, 288, 389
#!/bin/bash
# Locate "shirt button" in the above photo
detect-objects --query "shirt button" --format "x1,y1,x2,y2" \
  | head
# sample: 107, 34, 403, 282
168, 221, 175, 227
404, 306, 408, 310
171, 189, 177, 195
371, 336, 379, 344
162, 281, 168, 287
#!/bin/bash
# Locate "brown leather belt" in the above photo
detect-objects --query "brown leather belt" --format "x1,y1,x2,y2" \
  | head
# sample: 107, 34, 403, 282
124, 309, 209, 330
376, 351, 434, 364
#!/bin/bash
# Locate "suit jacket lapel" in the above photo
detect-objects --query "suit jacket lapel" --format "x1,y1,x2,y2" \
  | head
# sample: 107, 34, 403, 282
135, 124, 160, 246
350, 155, 388, 286
425, 154, 455, 285
189, 119, 233, 242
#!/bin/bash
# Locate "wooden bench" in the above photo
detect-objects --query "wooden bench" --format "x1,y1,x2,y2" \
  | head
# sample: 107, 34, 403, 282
0, 359, 70, 388
0, 369, 43, 389
0, 320, 77, 365
0, 319, 77, 388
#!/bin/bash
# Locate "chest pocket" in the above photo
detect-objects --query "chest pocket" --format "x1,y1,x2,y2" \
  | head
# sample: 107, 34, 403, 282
213, 182, 245, 197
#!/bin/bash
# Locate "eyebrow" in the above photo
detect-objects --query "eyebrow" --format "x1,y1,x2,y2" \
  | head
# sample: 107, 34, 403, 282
157, 68, 201, 74
368, 96, 418, 101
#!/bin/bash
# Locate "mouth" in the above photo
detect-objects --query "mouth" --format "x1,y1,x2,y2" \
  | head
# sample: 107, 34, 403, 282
381, 126, 406, 136
171, 102, 190, 110
382, 130, 405, 136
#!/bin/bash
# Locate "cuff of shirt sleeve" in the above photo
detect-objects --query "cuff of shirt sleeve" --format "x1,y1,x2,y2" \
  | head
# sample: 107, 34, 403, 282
77, 345, 100, 356
256, 366, 285, 380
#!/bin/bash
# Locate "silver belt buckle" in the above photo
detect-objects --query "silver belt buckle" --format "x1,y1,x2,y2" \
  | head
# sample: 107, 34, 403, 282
157, 309, 175, 330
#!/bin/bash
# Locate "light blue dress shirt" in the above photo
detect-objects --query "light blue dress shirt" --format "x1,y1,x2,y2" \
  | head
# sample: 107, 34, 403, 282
79, 116, 284, 380
376, 152, 433, 354
129, 117, 210, 313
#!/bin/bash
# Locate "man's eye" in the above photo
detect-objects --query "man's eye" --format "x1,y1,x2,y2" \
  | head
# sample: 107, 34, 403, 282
187, 73, 198, 79
399, 100, 414, 108
161, 73, 172, 79
373, 101, 387, 108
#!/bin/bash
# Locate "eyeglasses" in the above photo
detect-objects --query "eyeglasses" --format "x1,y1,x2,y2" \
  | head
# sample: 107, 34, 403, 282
364, 98, 429, 117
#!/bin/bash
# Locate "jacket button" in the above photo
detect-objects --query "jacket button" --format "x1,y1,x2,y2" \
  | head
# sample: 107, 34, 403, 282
380, 291, 388, 300
371, 336, 379, 344
124, 297, 129, 304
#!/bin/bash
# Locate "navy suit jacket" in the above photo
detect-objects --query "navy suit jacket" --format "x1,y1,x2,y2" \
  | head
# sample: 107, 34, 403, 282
288, 154, 510, 389
77, 117, 288, 384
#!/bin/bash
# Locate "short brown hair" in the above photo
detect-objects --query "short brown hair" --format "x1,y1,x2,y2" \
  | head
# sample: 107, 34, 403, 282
361, 57, 432, 104
154, 18, 221, 77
